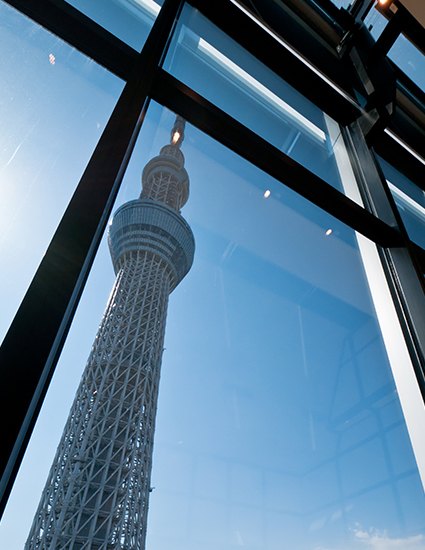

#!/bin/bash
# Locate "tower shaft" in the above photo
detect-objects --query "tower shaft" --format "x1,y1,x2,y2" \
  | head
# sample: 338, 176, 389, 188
27, 251, 172, 550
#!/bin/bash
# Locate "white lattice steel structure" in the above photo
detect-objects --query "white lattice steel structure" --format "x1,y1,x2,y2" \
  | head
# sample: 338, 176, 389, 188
25, 117, 195, 550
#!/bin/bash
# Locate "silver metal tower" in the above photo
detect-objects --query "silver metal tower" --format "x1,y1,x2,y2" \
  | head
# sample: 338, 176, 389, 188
25, 116, 195, 550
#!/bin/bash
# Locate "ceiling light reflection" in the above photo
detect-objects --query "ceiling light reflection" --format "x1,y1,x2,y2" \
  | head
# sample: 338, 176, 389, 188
122, 0, 160, 17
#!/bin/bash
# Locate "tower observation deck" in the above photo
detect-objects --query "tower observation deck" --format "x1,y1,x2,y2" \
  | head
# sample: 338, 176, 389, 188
25, 116, 195, 550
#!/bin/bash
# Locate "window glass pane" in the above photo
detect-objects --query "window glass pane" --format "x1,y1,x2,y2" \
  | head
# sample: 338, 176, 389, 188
326, 0, 352, 9
377, 155, 425, 249
364, 5, 389, 40
0, 1, 124, 342
2, 102, 424, 550
389, 33, 425, 93
64, 0, 163, 51
163, 5, 346, 193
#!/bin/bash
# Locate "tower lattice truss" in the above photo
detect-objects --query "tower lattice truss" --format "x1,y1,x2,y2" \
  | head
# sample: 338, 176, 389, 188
26, 116, 194, 550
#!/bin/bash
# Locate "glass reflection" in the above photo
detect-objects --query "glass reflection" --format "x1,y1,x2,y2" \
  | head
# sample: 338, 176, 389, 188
163, 5, 345, 192
3, 101, 424, 549
146, 105, 425, 550
0, 1, 124, 343
63, 0, 163, 51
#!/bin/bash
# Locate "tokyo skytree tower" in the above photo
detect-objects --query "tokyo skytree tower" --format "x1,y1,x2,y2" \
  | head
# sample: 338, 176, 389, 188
25, 116, 195, 550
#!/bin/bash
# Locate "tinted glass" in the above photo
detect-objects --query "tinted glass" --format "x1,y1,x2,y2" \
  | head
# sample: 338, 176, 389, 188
0, 1, 124, 343
163, 5, 345, 193
389, 33, 425, 93
364, 5, 389, 40
3, 103, 425, 550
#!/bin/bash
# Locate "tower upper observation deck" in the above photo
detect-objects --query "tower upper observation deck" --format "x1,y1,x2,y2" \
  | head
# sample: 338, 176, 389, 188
108, 116, 195, 289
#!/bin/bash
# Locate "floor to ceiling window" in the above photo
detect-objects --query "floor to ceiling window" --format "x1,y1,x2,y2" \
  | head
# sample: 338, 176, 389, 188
2, 1, 425, 549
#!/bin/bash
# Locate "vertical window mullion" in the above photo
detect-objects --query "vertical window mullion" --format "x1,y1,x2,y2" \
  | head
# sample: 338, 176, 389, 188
344, 120, 425, 396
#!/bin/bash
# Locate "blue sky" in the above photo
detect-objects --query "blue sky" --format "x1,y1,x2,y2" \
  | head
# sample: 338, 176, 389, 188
0, 1, 124, 342
1, 2, 425, 550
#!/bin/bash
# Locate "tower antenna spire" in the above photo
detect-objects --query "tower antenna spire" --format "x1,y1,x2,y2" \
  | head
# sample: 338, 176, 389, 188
171, 115, 186, 147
